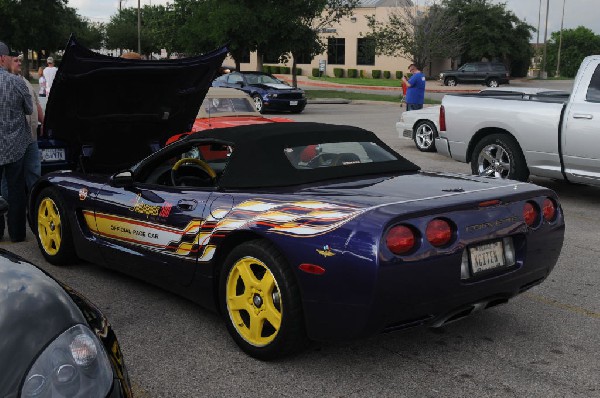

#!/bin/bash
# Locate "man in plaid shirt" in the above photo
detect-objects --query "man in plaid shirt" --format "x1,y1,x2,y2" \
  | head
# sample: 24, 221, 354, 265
0, 41, 33, 242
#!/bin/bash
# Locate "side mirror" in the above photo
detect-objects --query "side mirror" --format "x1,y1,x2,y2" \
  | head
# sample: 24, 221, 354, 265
110, 170, 134, 188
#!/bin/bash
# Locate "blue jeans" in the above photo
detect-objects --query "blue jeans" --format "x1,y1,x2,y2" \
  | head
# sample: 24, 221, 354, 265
1, 142, 40, 195
0, 158, 27, 241
407, 103, 424, 111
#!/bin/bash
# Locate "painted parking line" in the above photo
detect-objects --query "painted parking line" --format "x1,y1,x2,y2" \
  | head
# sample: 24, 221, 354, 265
524, 292, 600, 319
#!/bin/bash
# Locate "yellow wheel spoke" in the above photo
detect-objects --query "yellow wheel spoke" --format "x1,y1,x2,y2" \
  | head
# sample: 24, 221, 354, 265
263, 304, 282, 330
259, 270, 275, 293
236, 261, 261, 288
228, 294, 251, 312
248, 314, 264, 342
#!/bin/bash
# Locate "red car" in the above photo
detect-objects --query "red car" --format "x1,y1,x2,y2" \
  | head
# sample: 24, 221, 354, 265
167, 87, 294, 157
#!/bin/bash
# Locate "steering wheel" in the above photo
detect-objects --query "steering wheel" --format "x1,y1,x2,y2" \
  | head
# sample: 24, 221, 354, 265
306, 153, 339, 168
170, 158, 217, 186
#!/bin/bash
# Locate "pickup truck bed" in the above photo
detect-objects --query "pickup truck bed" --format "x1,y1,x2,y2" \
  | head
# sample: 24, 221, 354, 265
436, 55, 600, 187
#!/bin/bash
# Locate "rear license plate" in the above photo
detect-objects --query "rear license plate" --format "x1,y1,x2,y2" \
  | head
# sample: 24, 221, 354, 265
40, 148, 66, 162
469, 241, 505, 274
290, 100, 298, 105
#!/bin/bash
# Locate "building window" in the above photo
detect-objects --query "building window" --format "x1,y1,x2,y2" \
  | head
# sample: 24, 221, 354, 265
240, 49, 250, 64
295, 52, 313, 65
263, 51, 282, 64
357, 38, 375, 66
327, 38, 345, 65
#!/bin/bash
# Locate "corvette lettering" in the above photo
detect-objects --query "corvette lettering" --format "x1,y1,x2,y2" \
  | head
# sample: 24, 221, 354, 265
466, 216, 518, 232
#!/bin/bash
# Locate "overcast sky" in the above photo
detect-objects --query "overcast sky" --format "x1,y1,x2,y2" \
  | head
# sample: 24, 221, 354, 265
72, 0, 598, 40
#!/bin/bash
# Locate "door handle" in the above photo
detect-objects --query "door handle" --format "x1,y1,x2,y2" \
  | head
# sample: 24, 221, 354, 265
177, 199, 197, 211
573, 113, 593, 120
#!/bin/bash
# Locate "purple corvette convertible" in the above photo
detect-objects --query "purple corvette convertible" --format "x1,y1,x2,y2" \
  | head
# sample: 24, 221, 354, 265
29, 39, 565, 360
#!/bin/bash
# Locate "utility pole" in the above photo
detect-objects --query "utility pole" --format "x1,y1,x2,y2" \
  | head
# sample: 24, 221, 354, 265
137, 0, 141, 54
542, 0, 550, 79
537, 0, 542, 78
556, 0, 566, 77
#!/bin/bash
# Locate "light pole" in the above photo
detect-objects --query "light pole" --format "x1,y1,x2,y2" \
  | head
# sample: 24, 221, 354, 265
556, 0, 566, 77
137, 0, 141, 54
537, 0, 542, 78
542, 0, 550, 79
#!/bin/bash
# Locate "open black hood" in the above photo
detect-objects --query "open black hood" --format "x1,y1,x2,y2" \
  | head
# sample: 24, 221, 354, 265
44, 36, 228, 173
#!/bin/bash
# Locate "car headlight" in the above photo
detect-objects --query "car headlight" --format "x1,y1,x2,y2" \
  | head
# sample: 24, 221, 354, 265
439, 73, 444, 79
267, 93, 278, 99
21, 324, 113, 398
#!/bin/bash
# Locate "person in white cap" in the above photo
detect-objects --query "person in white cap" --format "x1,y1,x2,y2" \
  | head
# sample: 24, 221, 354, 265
0, 40, 33, 241
42, 56, 58, 95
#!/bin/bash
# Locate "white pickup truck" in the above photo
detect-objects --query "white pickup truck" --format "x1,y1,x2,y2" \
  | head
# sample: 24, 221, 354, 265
436, 55, 600, 185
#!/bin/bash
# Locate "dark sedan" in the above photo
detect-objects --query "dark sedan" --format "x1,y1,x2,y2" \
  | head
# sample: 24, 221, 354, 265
212, 71, 306, 114
0, 248, 131, 397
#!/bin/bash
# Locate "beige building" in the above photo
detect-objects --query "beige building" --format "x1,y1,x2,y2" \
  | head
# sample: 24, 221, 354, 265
226, 0, 449, 78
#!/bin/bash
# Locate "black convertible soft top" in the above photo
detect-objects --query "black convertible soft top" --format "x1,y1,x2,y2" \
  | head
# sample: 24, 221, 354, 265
185, 122, 420, 188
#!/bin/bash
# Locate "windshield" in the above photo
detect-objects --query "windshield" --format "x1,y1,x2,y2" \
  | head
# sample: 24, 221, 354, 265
199, 97, 256, 115
245, 73, 285, 85
284, 142, 398, 169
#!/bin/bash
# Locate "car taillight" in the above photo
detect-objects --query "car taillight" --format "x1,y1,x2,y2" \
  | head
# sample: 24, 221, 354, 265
439, 105, 446, 131
386, 225, 416, 255
523, 201, 539, 227
542, 198, 557, 221
426, 219, 453, 247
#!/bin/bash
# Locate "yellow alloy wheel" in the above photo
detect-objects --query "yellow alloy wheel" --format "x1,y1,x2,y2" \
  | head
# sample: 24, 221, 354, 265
226, 256, 282, 347
37, 197, 62, 256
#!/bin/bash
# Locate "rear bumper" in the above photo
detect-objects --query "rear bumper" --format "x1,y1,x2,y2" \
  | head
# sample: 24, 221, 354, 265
435, 136, 451, 157
396, 121, 412, 139
302, 222, 564, 342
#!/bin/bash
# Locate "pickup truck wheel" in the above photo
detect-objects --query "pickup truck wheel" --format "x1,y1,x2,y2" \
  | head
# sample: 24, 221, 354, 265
471, 134, 529, 181
413, 121, 437, 152
486, 78, 499, 87
445, 77, 457, 87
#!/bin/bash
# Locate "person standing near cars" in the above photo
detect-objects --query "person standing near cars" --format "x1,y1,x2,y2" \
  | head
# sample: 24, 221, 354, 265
0, 41, 33, 242
402, 64, 426, 111
42, 56, 57, 95
7, 54, 43, 190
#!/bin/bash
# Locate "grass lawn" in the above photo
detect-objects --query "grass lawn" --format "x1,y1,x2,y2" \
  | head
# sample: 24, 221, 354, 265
305, 90, 441, 104
308, 76, 402, 87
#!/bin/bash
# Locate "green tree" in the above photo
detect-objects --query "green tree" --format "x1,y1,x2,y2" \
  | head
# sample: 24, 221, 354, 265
442, 0, 534, 76
366, 4, 462, 75
545, 26, 600, 78
0, 0, 75, 76
106, 6, 164, 55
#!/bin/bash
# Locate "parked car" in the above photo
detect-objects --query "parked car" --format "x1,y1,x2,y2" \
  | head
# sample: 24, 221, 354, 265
37, 35, 228, 175
396, 105, 441, 152
0, 248, 131, 397
212, 71, 307, 113
439, 62, 509, 87
436, 55, 599, 185
166, 87, 295, 158
395, 88, 561, 153
31, 38, 564, 360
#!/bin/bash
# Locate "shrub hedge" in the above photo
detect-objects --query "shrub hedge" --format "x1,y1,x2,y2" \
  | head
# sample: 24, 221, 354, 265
371, 69, 381, 79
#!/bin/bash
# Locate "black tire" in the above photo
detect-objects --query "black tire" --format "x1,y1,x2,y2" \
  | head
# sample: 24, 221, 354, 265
471, 134, 529, 181
486, 78, 499, 87
252, 95, 264, 114
413, 121, 437, 152
34, 187, 78, 265
445, 77, 457, 87
219, 240, 307, 360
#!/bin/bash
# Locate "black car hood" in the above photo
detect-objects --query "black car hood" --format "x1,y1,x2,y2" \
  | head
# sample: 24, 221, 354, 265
0, 249, 86, 395
44, 36, 227, 172
251, 83, 302, 92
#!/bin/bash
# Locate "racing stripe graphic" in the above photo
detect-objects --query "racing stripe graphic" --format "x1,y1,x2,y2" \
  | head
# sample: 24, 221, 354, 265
83, 199, 365, 263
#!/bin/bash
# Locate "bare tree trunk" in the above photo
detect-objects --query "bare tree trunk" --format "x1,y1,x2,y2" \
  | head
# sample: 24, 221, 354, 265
291, 54, 298, 88
23, 50, 30, 80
